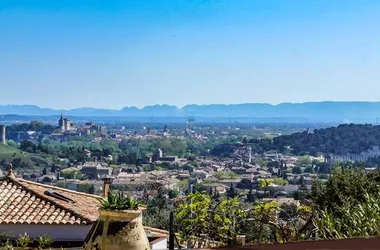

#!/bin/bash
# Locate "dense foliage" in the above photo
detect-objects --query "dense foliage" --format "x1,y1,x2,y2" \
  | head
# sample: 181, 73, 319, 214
315, 193, 380, 239
248, 124, 380, 156
175, 193, 315, 248
171, 167, 380, 247
7, 121, 56, 134
311, 167, 380, 213
5, 134, 244, 172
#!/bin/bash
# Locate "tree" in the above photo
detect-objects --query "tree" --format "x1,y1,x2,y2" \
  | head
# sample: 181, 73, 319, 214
175, 192, 212, 248
176, 193, 246, 247
143, 210, 170, 230
194, 183, 207, 193
297, 156, 311, 166
176, 179, 189, 193
316, 162, 331, 174
77, 183, 92, 193
41, 176, 52, 183
168, 189, 179, 199
315, 193, 380, 239
279, 203, 298, 220
259, 178, 273, 188
215, 171, 239, 180
20, 140, 35, 153
174, 190, 319, 246
292, 166, 302, 174
246, 124, 380, 156
51, 164, 58, 173
246, 187, 257, 203
311, 166, 380, 214
88, 185, 95, 194
303, 166, 315, 174
143, 190, 171, 230
242, 137, 248, 145
60, 169, 81, 179
228, 183, 237, 198
272, 178, 288, 186
267, 161, 280, 169
250, 201, 280, 243
237, 179, 252, 189
259, 179, 274, 198
191, 161, 200, 168
56, 181, 66, 188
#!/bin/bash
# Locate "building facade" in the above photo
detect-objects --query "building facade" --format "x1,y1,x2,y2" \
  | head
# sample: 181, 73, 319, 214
80, 162, 112, 179
329, 146, 380, 164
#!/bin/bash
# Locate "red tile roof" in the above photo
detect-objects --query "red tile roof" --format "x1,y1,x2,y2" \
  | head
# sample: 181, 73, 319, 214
0, 174, 101, 225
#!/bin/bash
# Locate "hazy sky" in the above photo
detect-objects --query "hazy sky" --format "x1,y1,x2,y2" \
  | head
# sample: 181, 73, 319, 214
1, 0, 380, 109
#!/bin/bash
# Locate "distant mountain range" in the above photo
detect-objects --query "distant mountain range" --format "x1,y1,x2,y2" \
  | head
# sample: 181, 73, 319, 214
1, 102, 380, 122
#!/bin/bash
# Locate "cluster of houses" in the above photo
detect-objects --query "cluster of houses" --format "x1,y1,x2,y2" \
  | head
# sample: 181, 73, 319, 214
0, 139, 361, 249
10, 143, 322, 208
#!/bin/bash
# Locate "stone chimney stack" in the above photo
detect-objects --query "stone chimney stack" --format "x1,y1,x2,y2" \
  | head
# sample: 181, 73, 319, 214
0, 125, 6, 144
236, 235, 246, 246
7, 163, 14, 177
102, 177, 114, 198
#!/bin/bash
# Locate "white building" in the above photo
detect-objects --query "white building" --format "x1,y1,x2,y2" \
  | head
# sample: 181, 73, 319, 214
329, 146, 380, 164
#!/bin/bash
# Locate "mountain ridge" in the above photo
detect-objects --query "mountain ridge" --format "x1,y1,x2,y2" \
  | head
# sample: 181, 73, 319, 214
1, 102, 380, 122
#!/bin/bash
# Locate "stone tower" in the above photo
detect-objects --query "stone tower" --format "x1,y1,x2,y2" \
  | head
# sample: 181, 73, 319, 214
0, 125, 6, 144
152, 148, 163, 162
58, 114, 65, 132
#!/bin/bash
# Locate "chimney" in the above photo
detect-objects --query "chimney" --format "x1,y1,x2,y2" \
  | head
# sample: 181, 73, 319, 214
7, 163, 14, 177
236, 235, 246, 246
102, 177, 114, 198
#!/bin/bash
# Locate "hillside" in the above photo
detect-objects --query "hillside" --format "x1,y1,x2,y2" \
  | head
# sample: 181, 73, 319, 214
0, 143, 48, 171
2, 102, 380, 122
247, 124, 380, 156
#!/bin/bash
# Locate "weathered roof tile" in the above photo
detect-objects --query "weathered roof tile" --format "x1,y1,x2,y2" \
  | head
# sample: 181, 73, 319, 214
0, 175, 101, 225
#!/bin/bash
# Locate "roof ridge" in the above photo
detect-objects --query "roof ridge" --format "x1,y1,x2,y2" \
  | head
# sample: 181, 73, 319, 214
17, 178, 103, 199
7, 176, 99, 223
143, 226, 169, 235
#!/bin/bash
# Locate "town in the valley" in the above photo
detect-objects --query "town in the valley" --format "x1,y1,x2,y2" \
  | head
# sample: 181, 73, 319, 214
2, 113, 380, 248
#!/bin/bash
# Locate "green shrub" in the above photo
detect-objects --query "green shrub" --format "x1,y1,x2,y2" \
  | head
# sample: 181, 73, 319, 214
100, 191, 140, 210
17, 233, 31, 249
38, 233, 53, 249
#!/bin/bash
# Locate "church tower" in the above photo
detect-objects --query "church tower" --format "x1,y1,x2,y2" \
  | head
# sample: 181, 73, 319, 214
59, 113, 64, 131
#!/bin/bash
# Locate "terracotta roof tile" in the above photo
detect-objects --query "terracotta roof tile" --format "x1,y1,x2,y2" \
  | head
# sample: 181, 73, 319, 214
0, 175, 102, 225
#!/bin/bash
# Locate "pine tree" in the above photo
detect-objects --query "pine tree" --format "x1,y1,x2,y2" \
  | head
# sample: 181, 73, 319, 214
228, 183, 236, 198
89, 185, 95, 194
242, 137, 248, 145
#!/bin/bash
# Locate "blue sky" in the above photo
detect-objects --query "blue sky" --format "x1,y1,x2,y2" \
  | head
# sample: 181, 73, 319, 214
0, 0, 380, 109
